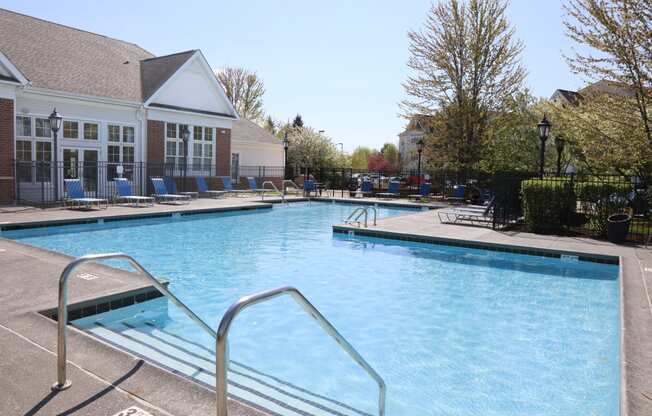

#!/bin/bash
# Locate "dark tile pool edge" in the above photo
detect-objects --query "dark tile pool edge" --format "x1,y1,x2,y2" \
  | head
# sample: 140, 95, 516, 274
0, 204, 272, 232
333, 225, 620, 265
315, 197, 444, 210
40, 283, 167, 322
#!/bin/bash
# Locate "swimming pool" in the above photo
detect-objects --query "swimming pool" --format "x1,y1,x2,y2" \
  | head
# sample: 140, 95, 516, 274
4, 202, 620, 416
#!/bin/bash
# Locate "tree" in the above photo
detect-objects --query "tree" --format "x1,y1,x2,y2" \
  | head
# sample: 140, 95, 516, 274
263, 116, 276, 134
563, 0, 652, 175
292, 114, 304, 128
351, 147, 372, 170
284, 127, 339, 168
380, 143, 400, 170
402, 0, 526, 170
215, 67, 265, 121
367, 152, 392, 173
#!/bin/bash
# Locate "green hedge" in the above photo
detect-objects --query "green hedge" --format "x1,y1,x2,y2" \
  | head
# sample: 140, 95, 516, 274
574, 180, 631, 237
521, 178, 576, 233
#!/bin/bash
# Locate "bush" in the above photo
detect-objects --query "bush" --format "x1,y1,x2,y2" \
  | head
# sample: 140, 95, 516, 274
521, 178, 576, 233
574, 179, 631, 237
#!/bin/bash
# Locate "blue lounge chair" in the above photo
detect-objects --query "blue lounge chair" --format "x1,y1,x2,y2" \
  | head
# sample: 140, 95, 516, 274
220, 176, 253, 197
195, 176, 226, 199
376, 181, 400, 199
164, 176, 198, 199
303, 179, 317, 197
408, 183, 432, 202
446, 185, 466, 202
246, 177, 269, 195
114, 178, 154, 207
150, 177, 191, 204
63, 178, 108, 210
354, 180, 373, 198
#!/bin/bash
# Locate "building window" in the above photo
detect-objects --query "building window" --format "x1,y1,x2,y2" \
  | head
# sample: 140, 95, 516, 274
166, 123, 177, 139
36, 142, 52, 181
83, 122, 98, 140
123, 126, 134, 143
166, 141, 177, 166
63, 121, 79, 139
35, 118, 51, 138
123, 146, 134, 163
193, 126, 203, 141
108, 145, 120, 164
16, 140, 32, 182
204, 127, 213, 142
108, 125, 120, 142
16, 116, 31, 137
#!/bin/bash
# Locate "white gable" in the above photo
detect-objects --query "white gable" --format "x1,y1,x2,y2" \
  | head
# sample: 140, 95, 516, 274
149, 56, 234, 116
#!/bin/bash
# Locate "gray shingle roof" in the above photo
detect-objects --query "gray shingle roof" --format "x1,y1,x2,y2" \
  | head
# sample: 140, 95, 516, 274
0, 8, 154, 101
232, 119, 281, 145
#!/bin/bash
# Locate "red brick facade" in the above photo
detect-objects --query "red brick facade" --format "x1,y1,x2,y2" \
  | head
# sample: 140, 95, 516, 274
146, 120, 165, 164
215, 128, 231, 177
0, 98, 15, 203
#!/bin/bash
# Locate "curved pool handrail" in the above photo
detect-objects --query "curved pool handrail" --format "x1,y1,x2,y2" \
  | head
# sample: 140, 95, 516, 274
52, 252, 216, 392
216, 286, 386, 416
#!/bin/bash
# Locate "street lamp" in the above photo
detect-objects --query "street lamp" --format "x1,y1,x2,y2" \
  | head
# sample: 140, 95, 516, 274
554, 135, 566, 176
48, 108, 63, 201
537, 115, 551, 179
417, 138, 425, 186
283, 132, 289, 180
180, 125, 190, 191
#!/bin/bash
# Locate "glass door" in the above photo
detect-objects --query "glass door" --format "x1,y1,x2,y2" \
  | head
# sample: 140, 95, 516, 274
231, 153, 240, 180
62, 148, 99, 196
82, 149, 99, 194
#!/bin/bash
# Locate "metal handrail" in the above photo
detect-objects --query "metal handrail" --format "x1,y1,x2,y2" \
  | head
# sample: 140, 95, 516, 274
216, 286, 386, 416
345, 206, 377, 228
51, 253, 216, 391
282, 179, 301, 195
260, 180, 282, 202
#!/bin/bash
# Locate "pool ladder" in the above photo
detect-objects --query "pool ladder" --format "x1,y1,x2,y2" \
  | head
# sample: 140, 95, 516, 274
51, 253, 386, 416
260, 180, 284, 202
345, 206, 377, 228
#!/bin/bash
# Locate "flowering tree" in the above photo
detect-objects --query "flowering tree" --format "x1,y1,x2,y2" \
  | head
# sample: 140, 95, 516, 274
367, 153, 392, 173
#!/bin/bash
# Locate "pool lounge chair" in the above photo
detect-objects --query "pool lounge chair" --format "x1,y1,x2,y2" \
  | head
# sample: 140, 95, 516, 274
150, 177, 191, 204
195, 176, 226, 199
303, 179, 318, 197
353, 180, 373, 198
63, 178, 108, 210
446, 185, 466, 202
438, 200, 495, 227
220, 176, 254, 197
246, 177, 270, 196
376, 181, 400, 199
408, 183, 432, 202
114, 178, 154, 207
164, 176, 198, 199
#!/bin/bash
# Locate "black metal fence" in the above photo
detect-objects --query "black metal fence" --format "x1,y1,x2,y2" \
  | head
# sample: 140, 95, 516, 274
10, 161, 651, 244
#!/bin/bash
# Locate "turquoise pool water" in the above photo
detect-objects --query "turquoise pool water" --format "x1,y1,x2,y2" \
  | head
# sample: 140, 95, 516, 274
4, 202, 620, 416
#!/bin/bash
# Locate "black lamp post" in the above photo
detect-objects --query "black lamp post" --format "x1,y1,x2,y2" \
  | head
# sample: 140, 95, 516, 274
181, 125, 190, 191
554, 136, 566, 176
283, 132, 289, 180
48, 108, 63, 201
416, 138, 424, 187
537, 115, 551, 179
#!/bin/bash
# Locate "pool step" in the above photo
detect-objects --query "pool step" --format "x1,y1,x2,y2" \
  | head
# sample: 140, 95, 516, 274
83, 321, 370, 416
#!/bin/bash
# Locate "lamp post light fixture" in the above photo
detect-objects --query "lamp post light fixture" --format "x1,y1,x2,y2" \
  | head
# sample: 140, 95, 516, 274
283, 132, 289, 180
554, 135, 566, 176
537, 114, 551, 179
416, 138, 425, 186
181, 125, 190, 191
48, 108, 63, 201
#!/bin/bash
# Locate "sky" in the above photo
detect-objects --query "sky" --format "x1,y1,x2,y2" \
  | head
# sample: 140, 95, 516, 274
1, 0, 587, 152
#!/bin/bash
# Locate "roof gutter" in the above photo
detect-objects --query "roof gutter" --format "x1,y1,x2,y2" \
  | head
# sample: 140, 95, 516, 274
21, 86, 142, 108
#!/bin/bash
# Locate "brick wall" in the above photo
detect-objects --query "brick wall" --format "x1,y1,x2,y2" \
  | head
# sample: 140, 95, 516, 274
0, 98, 14, 203
147, 120, 165, 164
215, 128, 231, 177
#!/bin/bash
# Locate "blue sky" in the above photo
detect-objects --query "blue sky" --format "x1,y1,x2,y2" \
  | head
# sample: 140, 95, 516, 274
2, 0, 585, 151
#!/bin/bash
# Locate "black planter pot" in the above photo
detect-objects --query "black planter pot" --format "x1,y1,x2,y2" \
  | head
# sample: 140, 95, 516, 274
607, 213, 631, 244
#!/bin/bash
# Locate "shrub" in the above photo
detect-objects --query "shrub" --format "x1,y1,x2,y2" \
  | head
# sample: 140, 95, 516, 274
521, 178, 576, 233
574, 179, 631, 237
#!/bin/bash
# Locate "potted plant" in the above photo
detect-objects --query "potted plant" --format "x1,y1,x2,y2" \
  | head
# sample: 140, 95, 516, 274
607, 213, 631, 244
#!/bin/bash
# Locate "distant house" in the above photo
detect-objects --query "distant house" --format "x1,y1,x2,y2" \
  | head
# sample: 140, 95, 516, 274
0, 8, 282, 203
398, 117, 431, 172
551, 80, 635, 107
231, 119, 284, 179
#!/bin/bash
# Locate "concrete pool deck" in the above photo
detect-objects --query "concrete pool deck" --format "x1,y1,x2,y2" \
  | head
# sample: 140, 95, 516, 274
0, 196, 650, 415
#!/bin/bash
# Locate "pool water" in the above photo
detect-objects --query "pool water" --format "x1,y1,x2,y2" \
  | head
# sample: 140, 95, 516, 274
4, 202, 620, 416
